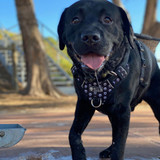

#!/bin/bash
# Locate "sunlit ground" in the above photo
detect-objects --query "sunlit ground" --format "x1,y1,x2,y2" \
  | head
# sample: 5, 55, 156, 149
0, 94, 160, 160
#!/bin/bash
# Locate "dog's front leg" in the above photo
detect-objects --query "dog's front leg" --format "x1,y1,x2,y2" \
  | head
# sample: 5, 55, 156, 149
109, 105, 130, 160
69, 99, 95, 160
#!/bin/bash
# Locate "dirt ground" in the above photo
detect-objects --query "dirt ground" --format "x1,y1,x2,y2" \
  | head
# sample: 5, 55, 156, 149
0, 93, 160, 160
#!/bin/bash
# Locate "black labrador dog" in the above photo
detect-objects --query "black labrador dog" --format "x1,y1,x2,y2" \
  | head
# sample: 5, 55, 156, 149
58, 0, 160, 159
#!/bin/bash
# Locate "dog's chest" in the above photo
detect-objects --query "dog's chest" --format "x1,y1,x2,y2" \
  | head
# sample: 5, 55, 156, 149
72, 64, 129, 108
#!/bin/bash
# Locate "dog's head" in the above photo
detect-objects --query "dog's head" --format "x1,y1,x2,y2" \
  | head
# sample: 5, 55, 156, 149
58, 0, 134, 71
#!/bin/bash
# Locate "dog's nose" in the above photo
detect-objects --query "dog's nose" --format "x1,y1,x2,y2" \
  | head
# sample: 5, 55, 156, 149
81, 33, 101, 45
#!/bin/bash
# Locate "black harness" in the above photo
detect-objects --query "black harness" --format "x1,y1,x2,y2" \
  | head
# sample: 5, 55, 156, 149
130, 40, 148, 110
71, 40, 146, 109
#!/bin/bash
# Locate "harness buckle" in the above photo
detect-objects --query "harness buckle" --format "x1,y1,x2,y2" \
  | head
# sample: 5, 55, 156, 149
109, 71, 117, 76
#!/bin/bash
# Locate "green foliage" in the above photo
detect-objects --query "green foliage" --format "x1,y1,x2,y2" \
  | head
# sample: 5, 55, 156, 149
43, 37, 72, 76
45, 37, 57, 45
0, 33, 3, 40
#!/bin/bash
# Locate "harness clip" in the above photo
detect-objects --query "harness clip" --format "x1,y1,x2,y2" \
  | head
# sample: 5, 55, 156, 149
91, 98, 102, 108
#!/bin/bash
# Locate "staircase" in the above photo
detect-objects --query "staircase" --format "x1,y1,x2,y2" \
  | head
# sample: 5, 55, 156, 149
0, 26, 75, 95
0, 62, 13, 92
47, 56, 75, 95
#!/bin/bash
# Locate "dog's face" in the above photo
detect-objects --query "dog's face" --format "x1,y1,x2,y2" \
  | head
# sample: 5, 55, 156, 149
58, 0, 134, 70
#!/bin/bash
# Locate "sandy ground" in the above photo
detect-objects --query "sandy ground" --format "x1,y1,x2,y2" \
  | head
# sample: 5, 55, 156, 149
0, 94, 160, 160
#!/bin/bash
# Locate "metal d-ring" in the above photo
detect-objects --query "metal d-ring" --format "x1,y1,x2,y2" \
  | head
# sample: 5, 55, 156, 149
91, 98, 102, 108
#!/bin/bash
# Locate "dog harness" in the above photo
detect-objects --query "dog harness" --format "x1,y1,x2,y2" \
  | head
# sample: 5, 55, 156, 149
71, 46, 130, 108
72, 63, 129, 108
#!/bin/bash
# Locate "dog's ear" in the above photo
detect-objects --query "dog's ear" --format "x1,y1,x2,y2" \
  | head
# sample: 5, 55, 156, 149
57, 9, 67, 50
119, 7, 134, 48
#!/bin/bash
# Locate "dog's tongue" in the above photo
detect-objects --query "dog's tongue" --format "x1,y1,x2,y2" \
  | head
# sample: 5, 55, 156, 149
81, 53, 105, 70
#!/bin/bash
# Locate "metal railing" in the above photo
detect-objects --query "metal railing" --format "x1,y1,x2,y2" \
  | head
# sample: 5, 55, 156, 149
0, 28, 26, 88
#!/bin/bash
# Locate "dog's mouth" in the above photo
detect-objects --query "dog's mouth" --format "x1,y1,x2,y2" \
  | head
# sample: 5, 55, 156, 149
81, 53, 106, 70
75, 53, 110, 71
71, 43, 113, 71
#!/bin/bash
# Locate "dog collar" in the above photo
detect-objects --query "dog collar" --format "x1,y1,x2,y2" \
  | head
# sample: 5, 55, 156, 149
71, 60, 130, 108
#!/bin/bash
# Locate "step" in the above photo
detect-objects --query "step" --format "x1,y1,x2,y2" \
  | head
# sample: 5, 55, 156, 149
50, 72, 64, 77
47, 63, 56, 67
51, 76, 68, 81
47, 61, 57, 66
53, 81, 73, 86
57, 86, 75, 95
49, 66, 58, 72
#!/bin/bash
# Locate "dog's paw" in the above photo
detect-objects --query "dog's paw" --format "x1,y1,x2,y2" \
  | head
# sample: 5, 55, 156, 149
99, 146, 112, 159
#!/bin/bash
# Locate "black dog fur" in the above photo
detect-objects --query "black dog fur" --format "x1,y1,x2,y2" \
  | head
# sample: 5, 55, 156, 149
57, 0, 160, 159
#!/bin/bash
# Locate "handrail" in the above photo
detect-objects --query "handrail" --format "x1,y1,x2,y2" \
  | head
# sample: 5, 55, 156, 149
38, 20, 58, 39
45, 38, 72, 64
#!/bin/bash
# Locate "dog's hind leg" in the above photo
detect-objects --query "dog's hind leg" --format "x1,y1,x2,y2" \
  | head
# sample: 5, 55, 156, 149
143, 69, 160, 135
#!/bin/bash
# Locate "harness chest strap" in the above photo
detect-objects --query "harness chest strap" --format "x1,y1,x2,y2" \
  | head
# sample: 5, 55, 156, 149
72, 63, 129, 108
135, 40, 147, 87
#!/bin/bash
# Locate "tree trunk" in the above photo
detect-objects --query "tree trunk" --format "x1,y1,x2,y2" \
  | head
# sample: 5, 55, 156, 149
142, 0, 157, 34
15, 0, 60, 97
142, 0, 160, 53
112, 0, 131, 21
112, 0, 124, 8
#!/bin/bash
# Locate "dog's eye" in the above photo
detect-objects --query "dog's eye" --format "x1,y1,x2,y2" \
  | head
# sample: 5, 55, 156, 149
72, 17, 80, 24
103, 17, 113, 24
